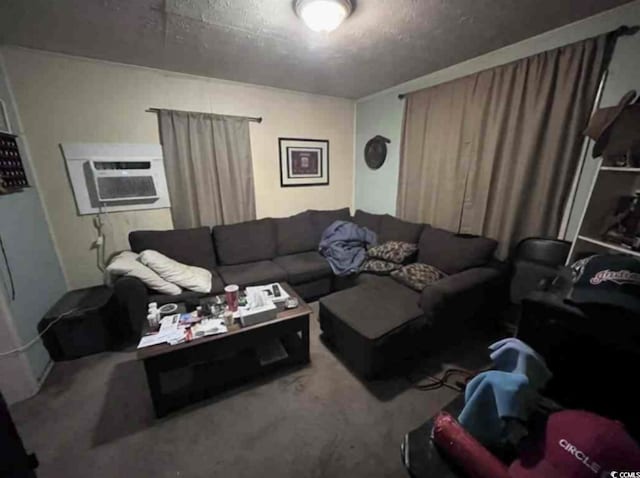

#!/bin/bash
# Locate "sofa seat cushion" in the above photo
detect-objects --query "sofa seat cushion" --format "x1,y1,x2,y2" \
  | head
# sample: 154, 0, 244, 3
129, 227, 217, 269
217, 260, 287, 288
213, 218, 277, 265
332, 271, 392, 291
275, 211, 317, 256
418, 227, 498, 275
320, 277, 424, 340
291, 278, 332, 301
273, 251, 332, 285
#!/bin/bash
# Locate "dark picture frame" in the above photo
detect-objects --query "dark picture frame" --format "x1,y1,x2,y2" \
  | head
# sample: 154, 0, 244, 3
279, 137, 329, 187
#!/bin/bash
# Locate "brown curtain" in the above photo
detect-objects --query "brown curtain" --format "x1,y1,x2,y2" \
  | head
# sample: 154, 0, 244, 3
398, 34, 611, 258
159, 110, 256, 228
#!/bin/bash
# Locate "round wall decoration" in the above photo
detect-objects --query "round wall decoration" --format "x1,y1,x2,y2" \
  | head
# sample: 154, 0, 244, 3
364, 135, 391, 170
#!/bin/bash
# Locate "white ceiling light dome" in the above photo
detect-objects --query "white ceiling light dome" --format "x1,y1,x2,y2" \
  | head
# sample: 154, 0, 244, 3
296, 0, 353, 33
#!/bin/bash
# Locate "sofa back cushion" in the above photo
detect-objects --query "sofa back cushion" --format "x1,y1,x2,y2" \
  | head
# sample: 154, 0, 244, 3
418, 226, 497, 274
353, 209, 385, 234
379, 215, 424, 244
309, 208, 351, 242
213, 218, 277, 265
129, 227, 217, 270
275, 211, 317, 255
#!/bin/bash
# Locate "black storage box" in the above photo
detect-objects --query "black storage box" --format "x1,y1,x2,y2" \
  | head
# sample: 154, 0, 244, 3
38, 286, 123, 361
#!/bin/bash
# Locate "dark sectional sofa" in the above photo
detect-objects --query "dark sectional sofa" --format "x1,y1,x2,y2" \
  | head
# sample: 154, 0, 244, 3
115, 208, 351, 336
114, 208, 507, 377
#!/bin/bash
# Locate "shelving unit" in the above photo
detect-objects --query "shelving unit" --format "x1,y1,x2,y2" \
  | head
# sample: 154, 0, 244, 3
567, 160, 640, 264
0, 132, 29, 193
600, 167, 640, 173
576, 235, 640, 259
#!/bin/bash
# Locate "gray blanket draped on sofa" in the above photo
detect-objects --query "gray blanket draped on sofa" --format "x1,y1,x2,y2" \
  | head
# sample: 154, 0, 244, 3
319, 221, 377, 276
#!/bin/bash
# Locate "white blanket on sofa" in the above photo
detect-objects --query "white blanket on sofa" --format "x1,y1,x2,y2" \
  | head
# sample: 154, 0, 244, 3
107, 250, 212, 294
139, 250, 212, 293
106, 251, 182, 295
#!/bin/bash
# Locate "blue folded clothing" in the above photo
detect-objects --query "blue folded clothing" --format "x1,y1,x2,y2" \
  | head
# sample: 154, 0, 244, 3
489, 338, 552, 390
458, 370, 537, 446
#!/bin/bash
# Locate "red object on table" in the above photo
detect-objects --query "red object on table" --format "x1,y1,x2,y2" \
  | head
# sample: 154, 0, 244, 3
224, 284, 239, 312
432, 412, 510, 478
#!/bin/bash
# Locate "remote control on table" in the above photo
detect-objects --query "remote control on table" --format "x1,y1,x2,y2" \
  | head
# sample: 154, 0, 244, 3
272, 284, 281, 297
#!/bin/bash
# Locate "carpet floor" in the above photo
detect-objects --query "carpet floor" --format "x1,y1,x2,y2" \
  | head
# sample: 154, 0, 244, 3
10, 304, 502, 478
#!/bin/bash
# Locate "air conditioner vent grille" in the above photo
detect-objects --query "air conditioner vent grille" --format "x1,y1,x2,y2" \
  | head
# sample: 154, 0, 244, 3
97, 176, 157, 200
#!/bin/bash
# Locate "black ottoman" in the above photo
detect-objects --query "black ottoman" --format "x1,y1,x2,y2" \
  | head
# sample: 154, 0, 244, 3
38, 286, 123, 360
319, 277, 428, 378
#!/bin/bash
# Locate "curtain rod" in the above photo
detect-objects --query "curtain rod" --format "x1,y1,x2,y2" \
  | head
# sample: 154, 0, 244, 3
146, 108, 263, 123
397, 24, 639, 100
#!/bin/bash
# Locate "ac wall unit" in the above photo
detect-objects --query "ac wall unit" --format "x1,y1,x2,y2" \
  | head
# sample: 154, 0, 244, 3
61, 143, 171, 215
88, 160, 159, 202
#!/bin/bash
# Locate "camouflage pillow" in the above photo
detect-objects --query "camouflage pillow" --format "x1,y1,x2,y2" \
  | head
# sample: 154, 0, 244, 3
367, 241, 418, 264
391, 263, 447, 291
360, 259, 402, 275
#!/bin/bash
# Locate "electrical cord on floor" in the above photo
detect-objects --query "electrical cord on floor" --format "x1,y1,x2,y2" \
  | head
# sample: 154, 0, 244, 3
0, 307, 89, 358
409, 363, 497, 393
410, 368, 475, 393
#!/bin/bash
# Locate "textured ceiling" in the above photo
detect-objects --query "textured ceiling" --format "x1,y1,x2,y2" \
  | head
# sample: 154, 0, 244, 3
0, 0, 634, 98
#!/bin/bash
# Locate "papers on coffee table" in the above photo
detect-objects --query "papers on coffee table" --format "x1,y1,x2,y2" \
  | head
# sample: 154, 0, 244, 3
137, 314, 185, 348
137, 283, 290, 349
137, 314, 229, 349
137, 329, 185, 348
190, 319, 228, 338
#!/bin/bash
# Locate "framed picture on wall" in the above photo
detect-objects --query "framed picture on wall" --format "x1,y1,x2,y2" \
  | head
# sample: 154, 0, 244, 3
278, 137, 329, 187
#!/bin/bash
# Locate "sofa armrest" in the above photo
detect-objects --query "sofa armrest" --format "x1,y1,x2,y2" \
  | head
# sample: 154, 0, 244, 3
420, 267, 506, 324
113, 276, 149, 339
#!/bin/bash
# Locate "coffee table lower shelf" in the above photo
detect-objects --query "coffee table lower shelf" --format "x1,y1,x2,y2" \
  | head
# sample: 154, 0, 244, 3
140, 312, 310, 417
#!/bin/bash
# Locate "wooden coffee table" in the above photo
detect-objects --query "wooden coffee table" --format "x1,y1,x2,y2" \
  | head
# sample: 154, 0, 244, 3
137, 283, 311, 417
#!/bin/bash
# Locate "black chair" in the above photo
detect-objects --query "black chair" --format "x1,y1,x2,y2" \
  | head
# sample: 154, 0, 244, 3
505, 237, 571, 328
509, 237, 571, 304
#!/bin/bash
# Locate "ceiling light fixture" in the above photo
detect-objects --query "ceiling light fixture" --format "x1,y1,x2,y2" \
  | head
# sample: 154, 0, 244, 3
295, 0, 353, 33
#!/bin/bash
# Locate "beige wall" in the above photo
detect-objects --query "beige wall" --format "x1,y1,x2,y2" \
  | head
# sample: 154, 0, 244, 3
2, 47, 355, 289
